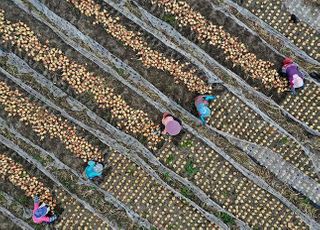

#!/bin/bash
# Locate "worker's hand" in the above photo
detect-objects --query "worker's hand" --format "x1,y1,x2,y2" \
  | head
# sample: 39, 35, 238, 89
49, 215, 58, 223
34, 195, 40, 203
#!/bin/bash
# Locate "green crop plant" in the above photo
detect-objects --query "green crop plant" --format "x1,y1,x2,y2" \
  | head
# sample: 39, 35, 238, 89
166, 154, 175, 165
217, 212, 235, 226
162, 14, 176, 26
180, 186, 192, 198
184, 160, 198, 177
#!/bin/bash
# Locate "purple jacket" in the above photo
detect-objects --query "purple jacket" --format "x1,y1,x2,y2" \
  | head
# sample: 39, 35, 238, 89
282, 63, 304, 87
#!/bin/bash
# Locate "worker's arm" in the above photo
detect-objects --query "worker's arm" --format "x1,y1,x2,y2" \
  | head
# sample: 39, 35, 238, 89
281, 66, 287, 74
36, 215, 56, 224
204, 95, 216, 101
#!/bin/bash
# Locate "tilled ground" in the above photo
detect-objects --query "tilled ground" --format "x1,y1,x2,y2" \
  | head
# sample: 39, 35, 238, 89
0, 0, 319, 229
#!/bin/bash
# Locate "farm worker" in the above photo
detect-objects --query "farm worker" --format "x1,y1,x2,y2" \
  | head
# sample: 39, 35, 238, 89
161, 112, 182, 136
282, 57, 304, 95
195, 95, 216, 125
32, 195, 57, 224
85, 160, 103, 180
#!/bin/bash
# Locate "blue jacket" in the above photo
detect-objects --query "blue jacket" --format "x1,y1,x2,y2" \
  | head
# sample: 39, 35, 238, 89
85, 161, 102, 179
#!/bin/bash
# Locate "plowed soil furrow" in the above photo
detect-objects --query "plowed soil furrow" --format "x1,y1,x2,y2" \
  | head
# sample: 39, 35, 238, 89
135, 0, 320, 134
0, 74, 218, 228
0, 0, 319, 229
30, 0, 320, 181
0, 146, 111, 229
240, 0, 320, 61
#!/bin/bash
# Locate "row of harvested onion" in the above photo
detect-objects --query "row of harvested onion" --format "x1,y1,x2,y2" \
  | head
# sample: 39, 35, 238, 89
0, 80, 103, 162
66, 0, 211, 94
0, 153, 56, 209
0, 10, 162, 149
152, 0, 288, 93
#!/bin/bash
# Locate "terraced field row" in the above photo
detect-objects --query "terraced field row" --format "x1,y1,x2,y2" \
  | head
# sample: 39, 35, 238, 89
0, 147, 111, 229
240, 0, 319, 61
31, 0, 320, 180
135, 0, 320, 134
0, 0, 319, 229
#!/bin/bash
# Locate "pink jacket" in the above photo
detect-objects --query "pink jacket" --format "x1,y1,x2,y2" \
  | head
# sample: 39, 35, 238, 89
32, 202, 50, 224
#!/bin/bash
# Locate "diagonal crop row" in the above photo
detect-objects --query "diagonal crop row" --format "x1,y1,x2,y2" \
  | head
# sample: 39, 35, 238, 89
66, 0, 211, 94
207, 93, 318, 181
242, 0, 319, 61
0, 148, 111, 229
0, 76, 217, 228
147, 0, 320, 133
0, 80, 103, 162
150, 0, 287, 93
43, 0, 319, 177
158, 133, 308, 229
0, 9, 162, 149
3, 41, 318, 226
63, 0, 318, 179
102, 151, 216, 229
53, 190, 111, 229
0, 153, 56, 210
16, 0, 320, 199
1, 2, 318, 228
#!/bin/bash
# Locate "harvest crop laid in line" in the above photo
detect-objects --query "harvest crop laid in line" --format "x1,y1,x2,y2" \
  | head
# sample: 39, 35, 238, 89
0, 0, 319, 229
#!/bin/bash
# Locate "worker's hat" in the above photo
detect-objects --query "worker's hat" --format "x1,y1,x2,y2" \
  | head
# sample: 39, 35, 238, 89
166, 120, 182, 136
283, 57, 293, 66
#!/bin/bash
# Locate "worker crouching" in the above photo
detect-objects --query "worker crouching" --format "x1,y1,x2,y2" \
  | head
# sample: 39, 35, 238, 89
85, 160, 104, 180
282, 57, 304, 95
32, 195, 58, 224
195, 95, 216, 125
161, 112, 182, 136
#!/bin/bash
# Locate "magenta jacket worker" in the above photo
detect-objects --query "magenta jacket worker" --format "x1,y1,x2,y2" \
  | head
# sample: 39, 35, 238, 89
32, 195, 57, 224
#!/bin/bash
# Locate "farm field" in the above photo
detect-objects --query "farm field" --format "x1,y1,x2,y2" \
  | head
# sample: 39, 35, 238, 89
0, 0, 319, 229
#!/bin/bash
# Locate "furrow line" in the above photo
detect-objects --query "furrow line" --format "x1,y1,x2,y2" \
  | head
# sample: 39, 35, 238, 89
214, 130, 320, 205
0, 116, 153, 229
0, 191, 33, 221
0, 65, 223, 228
2, 32, 315, 230
136, 0, 320, 135
0, 206, 33, 230
0, 133, 116, 229
0, 49, 238, 229
224, 0, 320, 66
108, 0, 320, 168
3, 1, 318, 228
20, 0, 320, 177
183, 125, 320, 229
